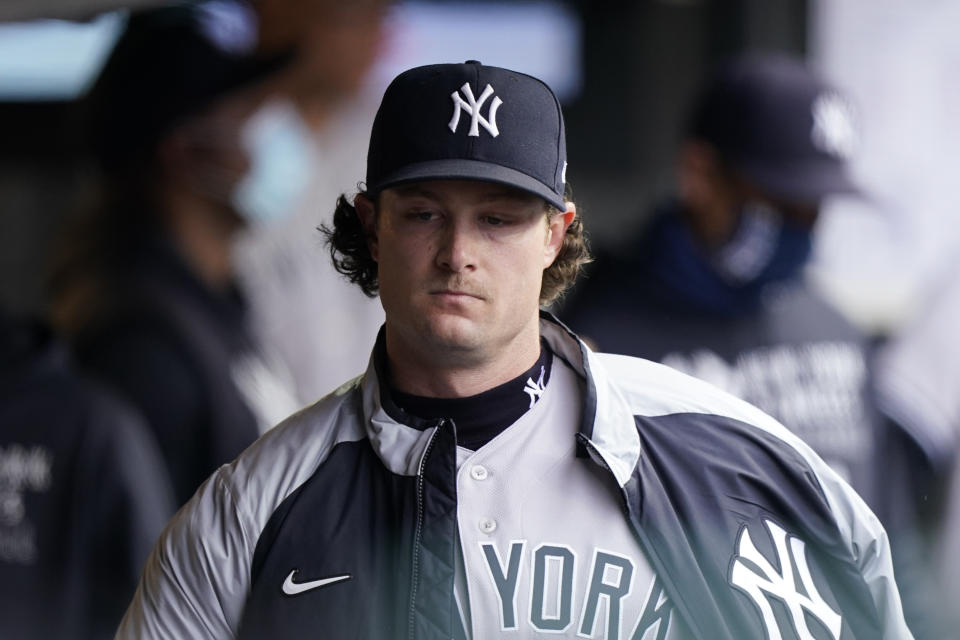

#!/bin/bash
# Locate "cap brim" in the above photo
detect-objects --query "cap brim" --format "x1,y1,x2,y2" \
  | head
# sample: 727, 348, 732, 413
736, 159, 862, 204
367, 159, 566, 210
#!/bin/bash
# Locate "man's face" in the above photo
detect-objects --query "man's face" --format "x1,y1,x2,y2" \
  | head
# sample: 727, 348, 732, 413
678, 142, 822, 247
164, 89, 262, 225
358, 179, 570, 369
731, 174, 821, 232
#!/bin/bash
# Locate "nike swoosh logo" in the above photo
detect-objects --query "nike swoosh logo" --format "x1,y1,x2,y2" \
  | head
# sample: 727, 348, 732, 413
281, 569, 351, 596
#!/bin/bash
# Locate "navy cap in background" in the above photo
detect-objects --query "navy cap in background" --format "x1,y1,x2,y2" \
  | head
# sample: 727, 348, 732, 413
689, 54, 861, 203
87, 0, 293, 173
365, 60, 568, 210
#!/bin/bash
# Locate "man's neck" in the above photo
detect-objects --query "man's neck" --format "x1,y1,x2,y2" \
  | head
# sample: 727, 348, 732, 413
384, 322, 542, 398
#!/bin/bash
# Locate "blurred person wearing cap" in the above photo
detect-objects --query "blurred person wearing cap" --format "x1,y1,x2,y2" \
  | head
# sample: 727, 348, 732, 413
872, 263, 960, 638
0, 309, 174, 640
47, 0, 302, 507
561, 53, 893, 514
117, 60, 910, 639
560, 53, 931, 636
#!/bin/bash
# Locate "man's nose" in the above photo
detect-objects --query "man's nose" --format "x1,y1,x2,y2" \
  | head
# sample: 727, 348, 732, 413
435, 221, 477, 272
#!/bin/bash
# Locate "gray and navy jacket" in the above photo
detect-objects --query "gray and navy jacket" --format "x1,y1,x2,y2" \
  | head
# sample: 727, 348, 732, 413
117, 314, 911, 639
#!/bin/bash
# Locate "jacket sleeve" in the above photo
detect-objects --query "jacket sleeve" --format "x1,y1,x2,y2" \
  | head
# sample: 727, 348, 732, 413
603, 350, 916, 639
115, 469, 253, 639
723, 396, 915, 639
811, 454, 915, 639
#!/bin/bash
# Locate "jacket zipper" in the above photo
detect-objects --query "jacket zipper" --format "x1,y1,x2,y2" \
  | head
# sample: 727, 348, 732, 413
407, 420, 444, 640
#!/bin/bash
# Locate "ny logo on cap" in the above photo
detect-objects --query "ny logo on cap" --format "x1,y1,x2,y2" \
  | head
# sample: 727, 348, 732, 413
449, 82, 503, 138
811, 92, 857, 160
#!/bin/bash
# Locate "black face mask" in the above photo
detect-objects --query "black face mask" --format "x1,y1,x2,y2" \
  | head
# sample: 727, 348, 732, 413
648, 202, 815, 315
712, 201, 814, 286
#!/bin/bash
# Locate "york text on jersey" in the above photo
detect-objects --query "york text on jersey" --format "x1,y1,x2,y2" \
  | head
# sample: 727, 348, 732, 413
480, 541, 674, 638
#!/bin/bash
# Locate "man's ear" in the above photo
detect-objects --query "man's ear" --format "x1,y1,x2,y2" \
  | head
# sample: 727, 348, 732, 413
544, 202, 576, 268
354, 193, 379, 261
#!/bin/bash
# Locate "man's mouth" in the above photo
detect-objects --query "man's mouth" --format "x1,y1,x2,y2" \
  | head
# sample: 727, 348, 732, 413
428, 274, 488, 301
433, 289, 481, 299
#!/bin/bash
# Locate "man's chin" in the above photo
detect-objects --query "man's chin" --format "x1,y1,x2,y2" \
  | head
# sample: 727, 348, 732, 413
420, 315, 485, 353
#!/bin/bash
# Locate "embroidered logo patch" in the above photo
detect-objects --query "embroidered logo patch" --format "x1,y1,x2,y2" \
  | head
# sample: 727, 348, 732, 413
523, 366, 546, 409
281, 569, 351, 596
729, 519, 842, 640
811, 92, 857, 159
449, 82, 503, 138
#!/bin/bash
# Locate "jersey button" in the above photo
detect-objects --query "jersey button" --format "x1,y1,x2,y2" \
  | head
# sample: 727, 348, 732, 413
470, 465, 489, 481
479, 517, 497, 533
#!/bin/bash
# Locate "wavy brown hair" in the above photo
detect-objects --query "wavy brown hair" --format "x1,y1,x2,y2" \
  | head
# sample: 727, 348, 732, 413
320, 187, 592, 306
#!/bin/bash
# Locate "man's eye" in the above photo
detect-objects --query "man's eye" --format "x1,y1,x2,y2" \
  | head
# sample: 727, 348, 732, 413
483, 216, 507, 226
409, 210, 436, 221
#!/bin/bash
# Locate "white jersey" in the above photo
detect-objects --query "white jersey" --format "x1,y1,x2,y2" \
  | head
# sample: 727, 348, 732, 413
455, 355, 677, 639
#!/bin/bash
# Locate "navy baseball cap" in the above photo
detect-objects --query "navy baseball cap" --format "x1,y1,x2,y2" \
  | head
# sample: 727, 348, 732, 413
365, 60, 568, 210
87, 0, 293, 172
689, 54, 861, 203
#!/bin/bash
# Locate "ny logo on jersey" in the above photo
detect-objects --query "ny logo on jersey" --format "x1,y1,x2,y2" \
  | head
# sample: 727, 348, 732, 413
729, 519, 842, 640
523, 366, 546, 409
449, 82, 503, 138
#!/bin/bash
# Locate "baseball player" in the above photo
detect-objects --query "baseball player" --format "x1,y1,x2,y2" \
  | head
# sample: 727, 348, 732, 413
50, 1, 303, 507
558, 54, 885, 508
0, 311, 174, 639
117, 61, 912, 639
556, 55, 937, 634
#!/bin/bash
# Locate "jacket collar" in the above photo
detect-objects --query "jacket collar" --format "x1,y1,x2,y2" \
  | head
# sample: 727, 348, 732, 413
539, 311, 642, 487
358, 312, 642, 485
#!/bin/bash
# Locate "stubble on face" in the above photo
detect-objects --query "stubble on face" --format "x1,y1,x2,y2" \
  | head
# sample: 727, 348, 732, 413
367, 180, 561, 395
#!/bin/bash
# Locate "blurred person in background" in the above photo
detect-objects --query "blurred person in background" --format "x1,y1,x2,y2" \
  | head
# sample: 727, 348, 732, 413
47, 0, 303, 507
873, 263, 960, 637
564, 54, 876, 504
0, 308, 173, 639
232, 0, 389, 405
935, 453, 960, 633
559, 53, 934, 634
